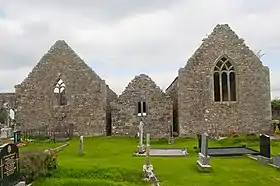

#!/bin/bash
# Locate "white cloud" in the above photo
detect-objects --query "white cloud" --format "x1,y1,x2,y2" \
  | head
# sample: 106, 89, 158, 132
0, 0, 280, 97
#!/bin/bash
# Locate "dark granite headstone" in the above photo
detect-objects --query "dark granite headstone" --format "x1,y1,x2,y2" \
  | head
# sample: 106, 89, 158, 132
197, 134, 202, 152
13, 131, 21, 144
0, 143, 20, 186
260, 134, 271, 158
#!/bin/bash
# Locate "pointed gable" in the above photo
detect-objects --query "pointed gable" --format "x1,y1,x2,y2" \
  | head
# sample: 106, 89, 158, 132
18, 40, 104, 89
119, 74, 165, 100
174, 24, 271, 136
111, 73, 172, 137
183, 24, 266, 71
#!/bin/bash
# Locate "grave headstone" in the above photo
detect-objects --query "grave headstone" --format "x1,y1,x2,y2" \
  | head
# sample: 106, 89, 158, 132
79, 135, 84, 155
201, 133, 208, 156
196, 132, 211, 172
142, 134, 160, 186
260, 134, 271, 158
146, 134, 151, 166
137, 120, 145, 153
0, 127, 12, 139
13, 131, 21, 144
0, 143, 20, 186
168, 123, 174, 144
197, 134, 202, 152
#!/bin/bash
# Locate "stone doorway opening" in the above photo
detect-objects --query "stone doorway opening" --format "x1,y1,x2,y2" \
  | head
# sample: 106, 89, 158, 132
172, 104, 179, 136
106, 112, 112, 136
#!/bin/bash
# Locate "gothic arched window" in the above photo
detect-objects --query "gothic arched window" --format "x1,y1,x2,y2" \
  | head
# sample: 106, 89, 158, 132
54, 79, 67, 105
213, 56, 236, 102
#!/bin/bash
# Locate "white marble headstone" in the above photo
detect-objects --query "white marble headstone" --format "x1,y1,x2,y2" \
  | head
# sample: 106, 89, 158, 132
146, 134, 150, 147
79, 135, 84, 155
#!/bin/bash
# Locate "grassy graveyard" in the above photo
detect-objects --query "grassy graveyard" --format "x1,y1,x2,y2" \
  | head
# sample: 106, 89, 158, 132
32, 136, 280, 186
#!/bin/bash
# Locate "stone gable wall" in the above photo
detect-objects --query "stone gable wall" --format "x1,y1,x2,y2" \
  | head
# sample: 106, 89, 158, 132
0, 93, 16, 109
165, 77, 179, 134
111, 74, 172, 138
176, 24, 271, 137
15, 40, 115, 136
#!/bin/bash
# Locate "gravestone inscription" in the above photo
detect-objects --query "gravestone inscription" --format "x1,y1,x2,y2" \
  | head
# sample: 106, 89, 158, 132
0, 143, 20, 186
260, 134, 271, 158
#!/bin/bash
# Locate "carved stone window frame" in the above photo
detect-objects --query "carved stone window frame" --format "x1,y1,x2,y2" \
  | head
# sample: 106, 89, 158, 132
53, 77, 67, 106
212, 55, 238, 104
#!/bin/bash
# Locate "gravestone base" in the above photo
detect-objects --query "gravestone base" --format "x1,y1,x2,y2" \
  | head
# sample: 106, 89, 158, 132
197, 153, 212, 172
168, 137, 174, 144
15, 181, 26, 186
137, 145, 146, 154
142, 164, 160, 186
257, 155, 273, 164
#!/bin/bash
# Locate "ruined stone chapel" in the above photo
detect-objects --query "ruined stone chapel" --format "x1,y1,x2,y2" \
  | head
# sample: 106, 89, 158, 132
0, 24, 272, 137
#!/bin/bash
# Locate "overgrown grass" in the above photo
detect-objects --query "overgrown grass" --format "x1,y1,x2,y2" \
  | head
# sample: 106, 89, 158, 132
32, 136, 280, 186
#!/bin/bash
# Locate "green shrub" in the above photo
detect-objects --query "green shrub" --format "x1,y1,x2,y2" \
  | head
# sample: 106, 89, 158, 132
19, 150, 58, 184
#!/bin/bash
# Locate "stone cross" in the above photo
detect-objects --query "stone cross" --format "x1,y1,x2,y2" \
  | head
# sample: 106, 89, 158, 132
137, 120, 145, 153
142, 133, 160, 186
146, 133, 151, 166
79, 135, 84, 155
168, 123, 174, 144
201, 132, 209, 156
260, 134, 271, 159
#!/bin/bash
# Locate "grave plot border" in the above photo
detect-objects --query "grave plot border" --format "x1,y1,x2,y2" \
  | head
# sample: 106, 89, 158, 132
134, 147, 188, 157
194, 135, 260, 157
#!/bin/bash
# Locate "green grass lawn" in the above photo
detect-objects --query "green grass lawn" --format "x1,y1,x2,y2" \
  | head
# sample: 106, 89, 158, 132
18, 140, 66, 155
32, 136, 280, 186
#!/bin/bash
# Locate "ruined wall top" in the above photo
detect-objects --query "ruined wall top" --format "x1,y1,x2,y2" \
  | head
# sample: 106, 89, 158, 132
183, 24, 268, 71
17, 40, 115, 94
118, 74, 166, 101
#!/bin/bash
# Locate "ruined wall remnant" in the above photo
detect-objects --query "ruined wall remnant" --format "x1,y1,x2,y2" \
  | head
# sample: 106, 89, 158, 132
15, 40, 117, 136
111, 74, 172, 138
0, 93, 16, 109
165, 77, 179, 135
167, 24, 271, 137
0, 23, 271, 138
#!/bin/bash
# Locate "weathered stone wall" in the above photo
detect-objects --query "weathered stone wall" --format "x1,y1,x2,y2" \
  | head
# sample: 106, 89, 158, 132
175, 24, 271, 137
111, 74, 172, 138
0, 93, 16, 126
15, 40, 115, 136
0, 93, 16, 109
105, 85, 118, 135
165, 77, 179, 134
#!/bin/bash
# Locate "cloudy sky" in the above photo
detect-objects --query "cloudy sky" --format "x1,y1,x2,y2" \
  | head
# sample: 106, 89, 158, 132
1, 0, 280, 98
